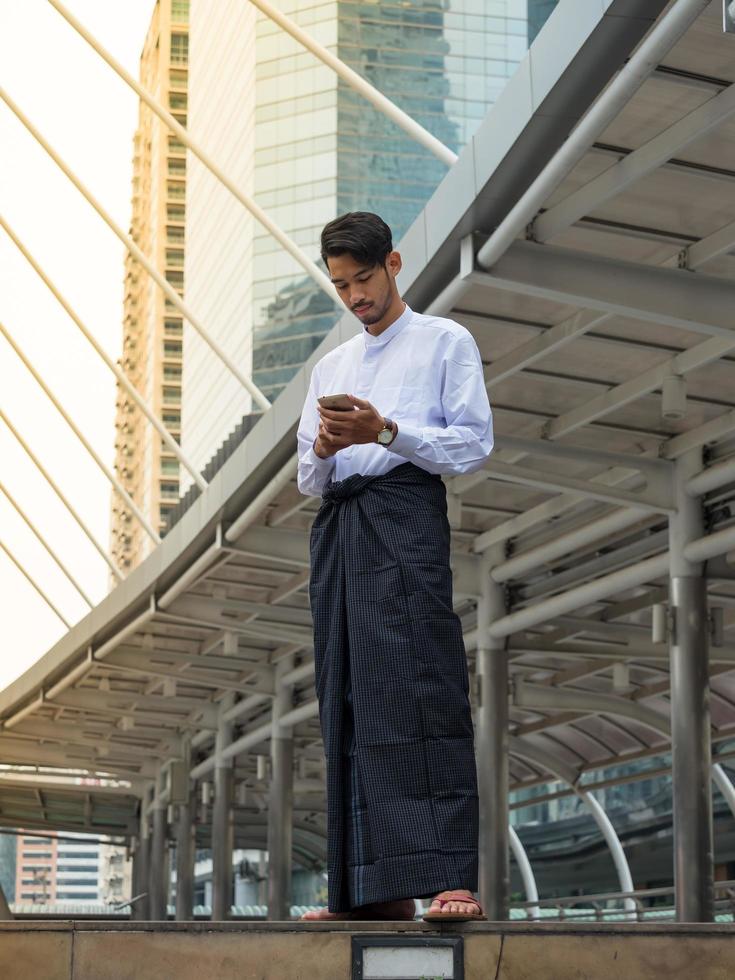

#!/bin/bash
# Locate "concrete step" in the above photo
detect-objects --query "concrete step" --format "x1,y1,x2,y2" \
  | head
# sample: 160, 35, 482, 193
0, 919, 732, 979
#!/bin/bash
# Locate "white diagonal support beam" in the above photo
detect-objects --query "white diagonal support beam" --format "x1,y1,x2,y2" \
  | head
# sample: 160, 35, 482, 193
246, 0, 457, 167
0, 480, 93, 607
0, 409, 124, 581
534, 83, 735, 243
0, 541, 71, 628
1, 215, 207, 491
0, 86, 270, 412
1, 321, 160, 544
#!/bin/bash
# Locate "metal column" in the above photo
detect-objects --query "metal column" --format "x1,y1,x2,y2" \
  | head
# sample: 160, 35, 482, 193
132, 811, 151, 920
212, 699, 235, 920
476, 551, 509, 919
175, 786, 196, 921
268, 655, 295, 920
149, 780, 169, 920
670, 448, 714, 921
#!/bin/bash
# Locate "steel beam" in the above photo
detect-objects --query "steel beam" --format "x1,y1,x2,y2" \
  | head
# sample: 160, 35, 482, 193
267, 656, 295, 920
148, 775, 169, 920
669, 449, 714, 922
534, 82, 735, 243
175, 787, 195, 921
476, 552, 509, 920
212, 697, 235, 920
132, 813, 150, 920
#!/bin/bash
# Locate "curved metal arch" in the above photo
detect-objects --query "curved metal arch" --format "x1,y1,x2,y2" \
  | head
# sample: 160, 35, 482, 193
509, 736, 636, 915
508, 825, 540, 920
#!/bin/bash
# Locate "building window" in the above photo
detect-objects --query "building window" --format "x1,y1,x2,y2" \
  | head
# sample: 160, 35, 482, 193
165, 249, 185, 268
166, 225, 185, 243
171, 0, 189, 21
161, 459, 179, 475
165, 270, 184, 289
163, 387, 180, 404
160, 482, 180, 499
164, 318, 183, 335
167, 182, 186, 201
170, 32, 188, 65
168, 157, 186, 176
166, 205, 185, 222
169, 68, 187, 88
163, 366, 182, 382
169, 92, 187, 111
164, 340, 182, 356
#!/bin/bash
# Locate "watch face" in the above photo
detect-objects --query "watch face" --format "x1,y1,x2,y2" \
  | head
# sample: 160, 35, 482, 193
378, 428, 392, 445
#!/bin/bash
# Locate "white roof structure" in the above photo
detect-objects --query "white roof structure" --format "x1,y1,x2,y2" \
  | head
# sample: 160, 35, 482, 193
2, 0, 734, 921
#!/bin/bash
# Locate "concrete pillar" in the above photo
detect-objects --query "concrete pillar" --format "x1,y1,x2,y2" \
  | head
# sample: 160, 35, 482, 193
175, 786, 196, 920
268, 655, 295, 920
132, 802, 151, 920
149, 774, 169, 920
212, 696, 235, 920
669, 449, 714, 922
476, 550, 509, 920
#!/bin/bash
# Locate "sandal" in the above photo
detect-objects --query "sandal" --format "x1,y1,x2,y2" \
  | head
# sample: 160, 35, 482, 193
422, 891, 487, 922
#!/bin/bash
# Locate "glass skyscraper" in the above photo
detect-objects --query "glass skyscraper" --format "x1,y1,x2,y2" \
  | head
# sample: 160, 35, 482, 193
182, 0, 558, 481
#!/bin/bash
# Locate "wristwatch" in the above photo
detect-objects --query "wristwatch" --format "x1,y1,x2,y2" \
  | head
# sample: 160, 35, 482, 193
377, 417, 396, 446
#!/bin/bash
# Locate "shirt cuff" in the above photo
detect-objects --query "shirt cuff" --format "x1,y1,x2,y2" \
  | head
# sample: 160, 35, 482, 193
386, 422, 423, 459
304, 443, 336, 475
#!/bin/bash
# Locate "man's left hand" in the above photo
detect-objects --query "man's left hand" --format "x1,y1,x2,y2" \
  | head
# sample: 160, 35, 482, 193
318, 395, 385, 447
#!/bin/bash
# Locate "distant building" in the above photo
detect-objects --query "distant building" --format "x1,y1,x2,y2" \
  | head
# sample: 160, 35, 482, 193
99, 841, 132, 906
181, 0, 549, 485
14, 832, 103, 904
0, 833, 16, 903
110, 0, 190, 571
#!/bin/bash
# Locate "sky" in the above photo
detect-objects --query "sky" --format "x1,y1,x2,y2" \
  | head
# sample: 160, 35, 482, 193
0, 0, 157, 690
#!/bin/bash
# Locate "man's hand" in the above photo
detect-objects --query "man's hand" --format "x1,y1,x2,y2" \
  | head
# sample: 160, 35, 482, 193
314, 395, 385, 458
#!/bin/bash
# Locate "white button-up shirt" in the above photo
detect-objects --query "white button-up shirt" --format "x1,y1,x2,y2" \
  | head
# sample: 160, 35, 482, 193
297, 303, 493, 496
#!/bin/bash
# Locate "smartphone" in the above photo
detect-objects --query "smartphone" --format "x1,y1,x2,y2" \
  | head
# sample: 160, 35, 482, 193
318, 393, 354, 411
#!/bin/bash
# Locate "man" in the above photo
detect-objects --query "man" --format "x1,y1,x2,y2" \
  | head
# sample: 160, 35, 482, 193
297, 212, 493, 922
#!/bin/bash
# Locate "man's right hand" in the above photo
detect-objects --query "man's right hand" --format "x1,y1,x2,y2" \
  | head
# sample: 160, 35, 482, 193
313, 421, 351, 459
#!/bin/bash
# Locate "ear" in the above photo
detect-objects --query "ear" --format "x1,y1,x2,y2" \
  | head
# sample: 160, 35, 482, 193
385, 250, 402, 278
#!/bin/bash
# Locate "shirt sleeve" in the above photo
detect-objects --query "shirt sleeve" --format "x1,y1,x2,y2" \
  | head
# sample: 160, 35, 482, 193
387, 332, 493, 475
297, 363, 337, 496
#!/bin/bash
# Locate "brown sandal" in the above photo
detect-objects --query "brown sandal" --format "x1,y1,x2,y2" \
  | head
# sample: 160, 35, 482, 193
422, 891, 487, 922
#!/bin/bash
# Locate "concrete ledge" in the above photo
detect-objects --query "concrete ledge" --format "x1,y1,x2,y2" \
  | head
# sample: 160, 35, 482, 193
0, 920, 732, 980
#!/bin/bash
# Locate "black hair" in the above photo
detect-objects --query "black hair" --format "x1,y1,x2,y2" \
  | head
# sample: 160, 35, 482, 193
320, 211, 393, 268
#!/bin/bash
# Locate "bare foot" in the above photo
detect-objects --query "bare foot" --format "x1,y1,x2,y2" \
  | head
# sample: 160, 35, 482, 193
426, 889, 482, 917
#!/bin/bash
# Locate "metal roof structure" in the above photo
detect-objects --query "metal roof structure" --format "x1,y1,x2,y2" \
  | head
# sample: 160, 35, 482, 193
2, 0, 735, 922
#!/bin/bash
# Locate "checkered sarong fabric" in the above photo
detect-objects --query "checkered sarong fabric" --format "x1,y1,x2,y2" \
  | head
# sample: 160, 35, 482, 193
309, 462, 478, 912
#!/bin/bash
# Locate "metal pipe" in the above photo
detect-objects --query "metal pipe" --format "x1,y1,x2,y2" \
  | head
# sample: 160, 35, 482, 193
132, 815, 150, 920
476, 0, 710, 269
149, 784, 168, 919
0, 321, 160, 543
212, 695, 235, 920
0, 217, 206, 491
0, 408, 124, 581
0, 86, 270, 412
686, 455, 735, 497
225, 458, 298, 543
268, 656, 295, 920
247, 0, 456, 167
476, 551, 509, 919
1, 479, 94, 606
508, 825, 539, 920
487, 508, 643, 580
45, 0, 334, 306
489, 552, 669, 639
684, 523, 735, 565
712, 763, 735, 820
0, 541, 71, 628
577, 790, 636, 917
670, 449, 714, 922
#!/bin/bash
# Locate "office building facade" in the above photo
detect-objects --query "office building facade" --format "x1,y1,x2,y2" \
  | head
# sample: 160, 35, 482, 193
14, 832, 103, 905
182, 0, 551, 484
110, 0, 190, 569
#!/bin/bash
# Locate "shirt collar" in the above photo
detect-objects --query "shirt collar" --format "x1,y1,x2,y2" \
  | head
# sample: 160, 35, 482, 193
363, 303, 413, 348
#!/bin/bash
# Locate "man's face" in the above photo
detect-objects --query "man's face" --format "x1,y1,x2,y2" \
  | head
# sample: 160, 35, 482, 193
326, 251, 397, 326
